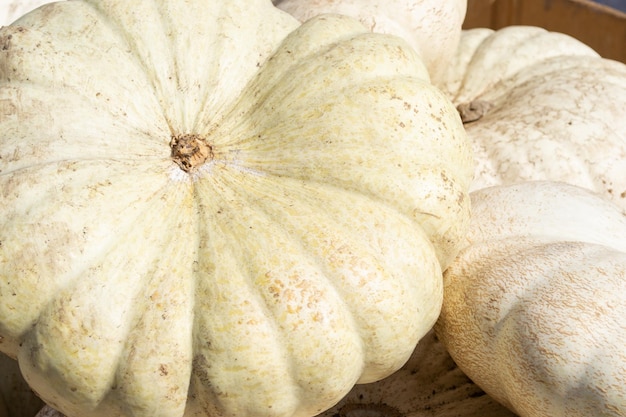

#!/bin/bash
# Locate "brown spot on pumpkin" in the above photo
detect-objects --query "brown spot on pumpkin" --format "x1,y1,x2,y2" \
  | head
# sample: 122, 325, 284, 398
1, 34, 12, 50
170, 133, 213, 173
159, 364, 169, 376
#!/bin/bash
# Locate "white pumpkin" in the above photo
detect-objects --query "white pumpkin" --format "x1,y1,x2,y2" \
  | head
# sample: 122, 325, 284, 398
273, 0, 467, 86
436, 181, 626, 417
438, 26, 626, 212
0, 1, 473, 416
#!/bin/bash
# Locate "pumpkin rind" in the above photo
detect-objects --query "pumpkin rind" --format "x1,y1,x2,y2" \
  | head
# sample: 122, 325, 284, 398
0, 1, 473, 416
436, 181, 626, 417
438, 26, 626, 212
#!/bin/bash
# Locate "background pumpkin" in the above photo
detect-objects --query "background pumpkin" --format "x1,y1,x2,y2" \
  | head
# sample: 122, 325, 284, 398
436, 181, 626, 417
0, 1, 473, 416
272, 0, 467, 86
438, 26, 626, 212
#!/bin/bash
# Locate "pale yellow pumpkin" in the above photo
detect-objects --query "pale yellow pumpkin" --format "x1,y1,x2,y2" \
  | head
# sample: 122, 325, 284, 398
0, 1, 473, 416
438, 26, 626, 212
273, 0, 467, 86
436, 181, 626, 417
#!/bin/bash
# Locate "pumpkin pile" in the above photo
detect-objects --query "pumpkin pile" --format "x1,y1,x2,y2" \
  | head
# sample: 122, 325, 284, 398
0, 1, 625, 417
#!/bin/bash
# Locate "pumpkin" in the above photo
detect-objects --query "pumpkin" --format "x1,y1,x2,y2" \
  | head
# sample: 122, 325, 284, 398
272, 0, 467, 86
438, 26, 626, 212
435, 181, 626, 417
0, 353, 44, 417
0, 1, 474, 416
314, 329, 516, 417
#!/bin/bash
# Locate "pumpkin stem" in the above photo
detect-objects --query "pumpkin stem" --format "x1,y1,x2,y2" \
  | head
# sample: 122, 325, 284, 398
456, 100, 493, 124
170, 133, 213, 172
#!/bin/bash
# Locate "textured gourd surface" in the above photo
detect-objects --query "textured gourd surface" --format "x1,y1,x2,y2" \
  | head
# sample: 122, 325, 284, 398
31, 333, 517, 417
0, 1, 473, 416
436, 181, 626, 417
438, 26, 626, 212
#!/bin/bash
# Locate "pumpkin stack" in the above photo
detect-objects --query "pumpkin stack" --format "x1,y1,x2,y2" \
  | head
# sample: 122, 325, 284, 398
2, 1, 626, 417
276, 1, 626, 417
0, 0, 474, 416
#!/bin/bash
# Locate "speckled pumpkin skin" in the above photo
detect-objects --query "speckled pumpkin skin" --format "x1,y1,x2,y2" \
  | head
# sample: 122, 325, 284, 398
436, 181, 626, 417
0, 1, 473, 416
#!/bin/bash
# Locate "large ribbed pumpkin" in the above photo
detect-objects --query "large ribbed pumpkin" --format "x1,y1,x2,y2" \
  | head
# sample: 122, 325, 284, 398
0, 1, 473, 416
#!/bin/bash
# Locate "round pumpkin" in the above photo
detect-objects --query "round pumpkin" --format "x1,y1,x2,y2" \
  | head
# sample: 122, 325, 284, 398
436, 181, 626, 417
0, 1, 473, 416
438, 26, 626, 212
273, 0, 467, 86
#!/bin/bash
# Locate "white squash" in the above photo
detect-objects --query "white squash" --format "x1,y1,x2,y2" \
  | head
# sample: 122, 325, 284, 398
0, 1, 473, 416
436, 181, 626, 417
273, 0, 467, 86
438, 26, 626, 212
